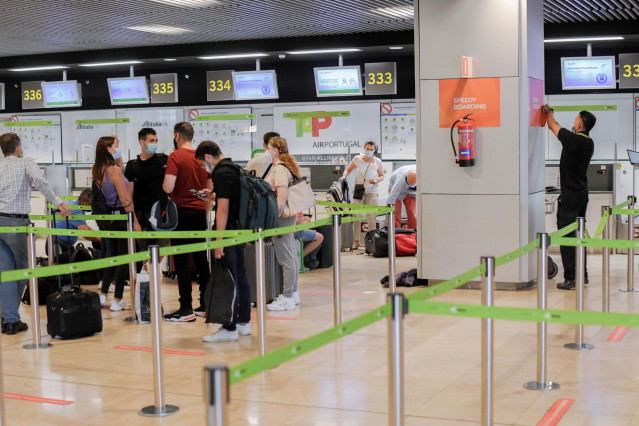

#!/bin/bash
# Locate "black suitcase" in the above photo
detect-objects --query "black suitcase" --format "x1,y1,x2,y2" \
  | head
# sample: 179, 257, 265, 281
245, 242, 283, 304
315, 225, 333, 268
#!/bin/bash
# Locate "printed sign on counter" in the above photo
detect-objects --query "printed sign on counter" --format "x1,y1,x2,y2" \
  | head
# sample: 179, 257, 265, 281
438, 78, 500, 128
380, 102, 416, 160
529, 78, 545, 127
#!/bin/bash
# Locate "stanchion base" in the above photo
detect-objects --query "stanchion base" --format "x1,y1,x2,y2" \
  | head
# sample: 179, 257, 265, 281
564, 342, 594, 350
123, 317, 138, 323
23, 343, 53, 350
619, 288, 639, 292
524, 381, 560, 391
138, 404, 179, 417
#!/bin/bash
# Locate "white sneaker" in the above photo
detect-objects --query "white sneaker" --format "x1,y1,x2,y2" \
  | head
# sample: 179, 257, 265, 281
266, 295, 296, 311
293, 292, 300, 305
237, 323, 251, 336
99, 294, 107, 308
110, 299, 132, 312
202, 326, 239, 343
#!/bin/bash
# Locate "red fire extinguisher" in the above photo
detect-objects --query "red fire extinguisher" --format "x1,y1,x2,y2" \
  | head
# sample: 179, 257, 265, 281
449, 113, 475, 167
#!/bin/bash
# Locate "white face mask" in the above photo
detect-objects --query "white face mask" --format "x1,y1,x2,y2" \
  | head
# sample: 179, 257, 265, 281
263, 149, 272, 159
364, 150, 374, 158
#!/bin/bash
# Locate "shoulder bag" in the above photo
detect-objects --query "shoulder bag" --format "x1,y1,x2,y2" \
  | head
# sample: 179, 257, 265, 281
276, 163, 316, 218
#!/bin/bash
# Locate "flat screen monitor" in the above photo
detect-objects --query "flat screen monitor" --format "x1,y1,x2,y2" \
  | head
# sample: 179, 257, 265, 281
232, 70, 279, 100
314, 66, 362, 97
107, 77, 150, 105
628, 149, 639, 165
41, 80, 81, 107
561, 56, 616, 90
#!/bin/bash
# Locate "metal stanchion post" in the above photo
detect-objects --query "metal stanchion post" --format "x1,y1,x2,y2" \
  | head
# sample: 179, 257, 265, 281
602, 206, 611, 312
206, 210, 212, 265
622, 196, 638, 292
387, 206, 397, 293
139, 245, 179, 417
524, 233, 559, 391
47, 207, 55, 267
481, 256, 494, 426
125, 212, 137, 322
564, 218, 594, 351
332, 213, 342, 326
205, 365, 229, 426
387, 293, 405, 426
255, 228, 267, 357
0, 306, 6, 425
23, 223, 52, 350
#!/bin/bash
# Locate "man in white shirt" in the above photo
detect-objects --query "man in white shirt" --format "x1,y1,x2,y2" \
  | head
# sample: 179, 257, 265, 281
246, 131, 279, 178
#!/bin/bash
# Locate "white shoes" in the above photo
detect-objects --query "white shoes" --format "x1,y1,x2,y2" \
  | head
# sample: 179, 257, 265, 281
237, 323, 251, 336
99, 294, 106, 308
266, 295, 296, 311
293, 292, 300, 305
110, 299, 132, 311
202, 326, 239, 343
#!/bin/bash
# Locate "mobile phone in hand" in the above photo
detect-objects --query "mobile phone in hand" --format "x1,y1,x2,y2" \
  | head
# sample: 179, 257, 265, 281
189, 189, 207, 199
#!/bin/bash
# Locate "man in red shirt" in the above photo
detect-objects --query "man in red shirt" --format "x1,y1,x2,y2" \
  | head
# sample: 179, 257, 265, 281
162, 122, 213, 321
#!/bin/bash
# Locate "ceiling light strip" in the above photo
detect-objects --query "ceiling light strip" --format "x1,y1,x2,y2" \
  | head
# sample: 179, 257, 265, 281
79, 60, 143, 67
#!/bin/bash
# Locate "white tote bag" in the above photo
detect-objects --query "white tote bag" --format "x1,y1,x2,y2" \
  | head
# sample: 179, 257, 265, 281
277, 164, 316, 218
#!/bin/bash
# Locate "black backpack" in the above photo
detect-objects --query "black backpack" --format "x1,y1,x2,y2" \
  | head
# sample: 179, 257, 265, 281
71, 243, 100, 285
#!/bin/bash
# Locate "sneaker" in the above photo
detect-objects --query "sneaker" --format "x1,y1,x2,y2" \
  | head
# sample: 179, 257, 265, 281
237, 323, 251, 336
163, 309, 196, 322
202, 326, 239, 343
266, 294, 296, 311
194, 306, 206, 317
293, 292, 300, 305
557, 281, 575, 290
110, 299, 132, 311
99, 294, 107, 308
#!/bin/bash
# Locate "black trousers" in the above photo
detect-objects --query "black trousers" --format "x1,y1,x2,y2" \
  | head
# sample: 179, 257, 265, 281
556, 191, 588, 282
172, 208, 210, 310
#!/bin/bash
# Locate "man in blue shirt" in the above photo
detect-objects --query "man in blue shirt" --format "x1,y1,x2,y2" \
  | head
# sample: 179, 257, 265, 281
387, 165, 417, 230
48, 188, 100, 262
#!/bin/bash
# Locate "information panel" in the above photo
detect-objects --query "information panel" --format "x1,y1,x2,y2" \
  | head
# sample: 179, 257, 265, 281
3, 114, 62, 163
189, 108, 254, 161
314, 66, 362, 96
561, 56, 616, 90
42, 80, 81, 108
380, 102, 416, 160
619, 53, 639, 89
206, 70, 234, 102
150, 73, 178, 103
233, 70, 278, 100
365, 62, 397, 95
21, 81, 45, 109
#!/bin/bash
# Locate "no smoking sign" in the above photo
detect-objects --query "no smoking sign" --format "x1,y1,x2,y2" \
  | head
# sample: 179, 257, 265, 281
381, 103, 393, 115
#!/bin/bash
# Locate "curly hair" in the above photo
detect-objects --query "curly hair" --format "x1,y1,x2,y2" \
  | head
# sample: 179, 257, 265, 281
269, 137, 300, 176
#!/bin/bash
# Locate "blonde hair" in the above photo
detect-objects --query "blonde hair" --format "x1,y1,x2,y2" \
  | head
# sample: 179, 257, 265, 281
269, 137, 300, 176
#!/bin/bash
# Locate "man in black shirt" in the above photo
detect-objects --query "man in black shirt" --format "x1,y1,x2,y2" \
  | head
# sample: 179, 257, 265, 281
543, 105, 596, 290
124, 128, 169, 250
195, 141, 250, 343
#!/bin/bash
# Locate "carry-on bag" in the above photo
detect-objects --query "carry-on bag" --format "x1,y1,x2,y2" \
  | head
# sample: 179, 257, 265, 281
245, 242, 283, 304
365, 227, 416, 258
340, 222, 354, 252
135, 265, 151, 324
204, 259, 237, 325
315, 225, 334, 268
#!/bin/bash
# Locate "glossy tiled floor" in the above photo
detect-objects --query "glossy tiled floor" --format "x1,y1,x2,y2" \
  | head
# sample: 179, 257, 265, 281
3, 247, 639, 425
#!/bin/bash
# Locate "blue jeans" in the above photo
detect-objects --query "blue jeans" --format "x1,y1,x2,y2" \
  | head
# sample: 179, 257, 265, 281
0, 216, 30, 323
221, 244, 251, 332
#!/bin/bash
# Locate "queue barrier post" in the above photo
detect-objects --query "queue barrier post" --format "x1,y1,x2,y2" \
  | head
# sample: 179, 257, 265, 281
622, 196, 638, 293
602, 206, 611, 312
255, 228, 267, 357
46, 207, 55, 267
564, 217, 594, 351
23, 223, 52, 350
481, 256, 495, 426
387, 293, 405, 426
387, 206, 397, 293
332, 213, 342, 326
0, 302, 6, 425
125, 212, 137, 322
524, 233, 559, 391
205, 365, 229, 426
139, 245, 179, 417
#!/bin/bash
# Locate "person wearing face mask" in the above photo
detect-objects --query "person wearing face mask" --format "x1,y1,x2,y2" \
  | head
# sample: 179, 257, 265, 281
543, 105, 596, 290
340, 141, 384, 249
386, 165, 417, 230
124, 128, 169, 252
110, 135, 125, 170
246, 131, 280, 179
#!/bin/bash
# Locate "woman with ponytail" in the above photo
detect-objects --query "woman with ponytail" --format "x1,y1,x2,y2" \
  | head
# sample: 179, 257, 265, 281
264, 137, 301, 311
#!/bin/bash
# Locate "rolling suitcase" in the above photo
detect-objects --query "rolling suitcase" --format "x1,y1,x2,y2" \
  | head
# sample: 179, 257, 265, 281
245, 242, 283, 304
315, 225, 333, 268
340, 222, 354, 252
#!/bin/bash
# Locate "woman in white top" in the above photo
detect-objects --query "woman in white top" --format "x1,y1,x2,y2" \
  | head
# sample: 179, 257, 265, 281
341, 141, 384, 249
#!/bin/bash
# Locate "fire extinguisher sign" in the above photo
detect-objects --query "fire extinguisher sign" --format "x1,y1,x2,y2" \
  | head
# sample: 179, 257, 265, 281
438, 78, 501, 128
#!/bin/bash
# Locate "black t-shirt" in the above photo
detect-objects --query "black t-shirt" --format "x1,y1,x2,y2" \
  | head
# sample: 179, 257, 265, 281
124, 153, 168, 213
212, 158, 240, 230
558, 128, 594, 194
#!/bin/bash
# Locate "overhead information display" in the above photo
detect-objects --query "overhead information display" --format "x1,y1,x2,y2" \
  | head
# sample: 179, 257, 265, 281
232, 70, 278, 100
207, 70, 234, 102
365, 62, 397, 96
42, 80, 81, 108
561, 56, 616, 90
150, 73, 178, 104
3, 114, 62, 163
314, 66, 362, 96
189, 108, 254, 161
107, 77, 150, 105
22, 81, 44, 110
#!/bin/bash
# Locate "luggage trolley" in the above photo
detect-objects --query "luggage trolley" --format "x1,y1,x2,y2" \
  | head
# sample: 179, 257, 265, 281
545, 186, 560, 279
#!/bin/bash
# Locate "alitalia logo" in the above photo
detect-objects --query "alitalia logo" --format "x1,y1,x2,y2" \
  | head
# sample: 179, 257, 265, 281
143, 121, 164, 127
76, 124, 95, 130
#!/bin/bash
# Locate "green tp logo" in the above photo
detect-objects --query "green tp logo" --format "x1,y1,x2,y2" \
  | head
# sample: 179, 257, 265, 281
294, 115, 332, 137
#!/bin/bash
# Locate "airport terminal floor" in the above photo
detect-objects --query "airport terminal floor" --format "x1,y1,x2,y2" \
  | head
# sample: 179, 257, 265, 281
4, 244, 639, 425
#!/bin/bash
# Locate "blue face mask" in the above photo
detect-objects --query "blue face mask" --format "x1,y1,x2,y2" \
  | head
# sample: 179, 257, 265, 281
113, 148, 121, 160
364, 150, 374, 158
145, 144, 158, 155
206, 162, 214, 175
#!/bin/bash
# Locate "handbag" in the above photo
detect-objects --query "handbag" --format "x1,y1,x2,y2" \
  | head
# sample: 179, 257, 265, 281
135, 265, 151, 324
353, 184, 365, 200
276, 164, 316, 218
204, 260, 237, 325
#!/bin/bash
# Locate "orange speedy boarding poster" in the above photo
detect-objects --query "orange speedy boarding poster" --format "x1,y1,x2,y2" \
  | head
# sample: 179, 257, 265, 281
439, 78, 500, 128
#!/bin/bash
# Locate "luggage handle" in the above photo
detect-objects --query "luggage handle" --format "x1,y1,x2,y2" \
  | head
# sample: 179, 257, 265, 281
51, 209, 76, 291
